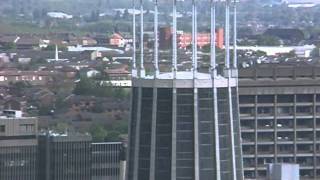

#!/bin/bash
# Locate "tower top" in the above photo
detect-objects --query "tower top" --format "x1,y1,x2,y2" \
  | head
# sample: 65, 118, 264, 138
131, 0, 238, 80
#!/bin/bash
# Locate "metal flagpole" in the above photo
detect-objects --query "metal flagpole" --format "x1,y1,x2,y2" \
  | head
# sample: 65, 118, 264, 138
140, 0, 145, 78
154, 0, 159, 78
172, 0, 178, 79
132, 0, 137, 77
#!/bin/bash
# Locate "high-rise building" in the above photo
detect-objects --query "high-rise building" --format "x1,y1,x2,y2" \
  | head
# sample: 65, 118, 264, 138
38, 133, 92, 180
238, 63, 320, 179
92, 142, 126, 180
127, 0, 243, 180
0, 110, 38, 180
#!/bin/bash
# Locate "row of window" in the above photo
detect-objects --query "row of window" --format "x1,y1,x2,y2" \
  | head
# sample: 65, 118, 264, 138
240, 106, 320, 116
240, 94, 320, 104
241, 118, 320, 129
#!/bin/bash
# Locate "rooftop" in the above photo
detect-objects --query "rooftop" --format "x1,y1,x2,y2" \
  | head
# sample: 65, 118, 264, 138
141, 71, 221, 80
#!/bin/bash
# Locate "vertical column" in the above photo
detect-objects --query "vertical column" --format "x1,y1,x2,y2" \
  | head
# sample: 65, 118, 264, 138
293, 94, 297, 163
210, 0, 216, 77
274, 95, 278, 163
232, 0, 238, 70
194, 88, 200, 180
172, 0, 178, 79
254, 95, 258, 178
154, 0, 159, 78
132, 0, 137, 77
225, 0, 237, 179
211, 1, 221, 180
149, 87, 157, 180
225, 0, 230, 70
192, 0, 198, 78
133, 88, 142, 180
171, 88, 177, 180
140, 0, 145, 78
126, 82, 134, 180
313, 94, 317, 179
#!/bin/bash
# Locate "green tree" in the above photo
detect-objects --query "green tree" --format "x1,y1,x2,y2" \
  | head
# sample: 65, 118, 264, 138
253, 50, 267, 57
3, 42, 16, 50
90, 124, 108, 142
105, 131, 121, 142
9, 81, 31, 96
54, 122, 69, 133
73, 77, 96, 95
38, 105, 53, 116
257, 35, 281, 46
43, 44, 67, 51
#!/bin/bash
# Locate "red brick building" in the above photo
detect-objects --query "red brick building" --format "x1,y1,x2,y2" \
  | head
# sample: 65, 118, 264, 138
178, 28, 224, 49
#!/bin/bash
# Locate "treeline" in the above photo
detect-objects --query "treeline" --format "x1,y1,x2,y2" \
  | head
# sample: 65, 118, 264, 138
73, 77, 129, 98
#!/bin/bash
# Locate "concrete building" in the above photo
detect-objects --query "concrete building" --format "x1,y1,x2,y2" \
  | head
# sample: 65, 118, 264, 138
38, 133, 92, 180
233, 45, 316, 57
238, 63, 320, 179
92, 142, 126, 180
0, 110, 38, 180
127, 0, 243, 180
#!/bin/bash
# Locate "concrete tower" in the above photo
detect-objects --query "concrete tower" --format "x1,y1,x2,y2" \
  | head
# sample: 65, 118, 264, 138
127, 0, 243, 180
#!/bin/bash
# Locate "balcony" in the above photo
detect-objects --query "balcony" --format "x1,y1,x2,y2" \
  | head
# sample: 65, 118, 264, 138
277, 145, 294, 154
258, 138, 274, 143
297, 147, 314, 156
242, 138, 255, 143
277, 136, 293, 142
243, 159, 255, 168
277, 106, 294, 117
241, 121, 255, 132
278, 150, 294, 154
276, 122, 294, 131
297, 132, 314, 143
296, 106, 314, 116
257, 107, 274, 117
240, 107, 255, 118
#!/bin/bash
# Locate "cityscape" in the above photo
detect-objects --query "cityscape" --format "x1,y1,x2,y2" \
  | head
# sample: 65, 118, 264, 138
1, 0, 320, 180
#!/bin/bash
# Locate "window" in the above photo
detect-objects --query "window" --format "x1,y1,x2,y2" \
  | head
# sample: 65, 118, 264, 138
239, 95, 255, 104
277, 95, 294, 103
257, 107, 274, 115
296, 94, 313, 103
257, 95, 274, 103
296, 106, 313, 114
277, 106, 293, 116
20, 124, 35, 133
0, 125, 5, 133
240, 107, 254, 116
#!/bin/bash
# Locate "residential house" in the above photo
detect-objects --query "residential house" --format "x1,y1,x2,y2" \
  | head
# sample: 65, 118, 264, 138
0, 70, 54, 86
16, 36, 45, 49
105, 64, 130, 80
77, 36, 98, 46
0, 34, 46, 50
109, 33, 133, 48
0, 35, 19, 47
57, 66, 78, 79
